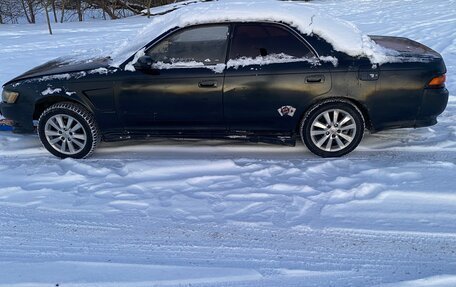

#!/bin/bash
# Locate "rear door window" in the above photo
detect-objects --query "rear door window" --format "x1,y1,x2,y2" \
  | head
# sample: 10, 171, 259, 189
229, 24, 316, 60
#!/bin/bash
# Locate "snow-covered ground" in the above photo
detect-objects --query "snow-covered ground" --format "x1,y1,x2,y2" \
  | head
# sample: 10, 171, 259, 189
0, 0, 455, 286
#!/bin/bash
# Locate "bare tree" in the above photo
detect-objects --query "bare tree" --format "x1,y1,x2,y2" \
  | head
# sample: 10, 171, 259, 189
0, 0, 22, 24
20, 0, 32, 23
147, 0, 152, 18
76, 0, 83, 21
51, 0, 57, 22
44, 0, 53, 34
60, 0, 66, 23
91, 0, 118, 19
26, 0, 36, 23
1, 0, 185, 24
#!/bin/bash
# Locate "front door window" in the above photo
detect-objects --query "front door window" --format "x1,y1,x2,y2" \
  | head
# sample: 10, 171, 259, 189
147, 25, 230, 67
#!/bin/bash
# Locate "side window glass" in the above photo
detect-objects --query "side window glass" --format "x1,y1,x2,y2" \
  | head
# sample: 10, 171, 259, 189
147, 25, 229, 65
229, 24, 315, 60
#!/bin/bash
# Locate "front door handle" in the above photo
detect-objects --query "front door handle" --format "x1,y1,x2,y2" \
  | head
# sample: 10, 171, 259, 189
198, 80, 218, 88
306, 75, 325, 83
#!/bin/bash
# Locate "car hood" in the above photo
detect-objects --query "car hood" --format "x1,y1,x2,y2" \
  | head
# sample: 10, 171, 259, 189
4, 56, 112, 86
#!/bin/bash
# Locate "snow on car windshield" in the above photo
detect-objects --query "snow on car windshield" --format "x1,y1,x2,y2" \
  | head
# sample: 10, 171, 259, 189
111, 0, 394, 68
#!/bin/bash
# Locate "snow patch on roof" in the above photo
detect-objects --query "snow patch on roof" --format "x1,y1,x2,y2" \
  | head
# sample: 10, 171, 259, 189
112, 0, 393, 67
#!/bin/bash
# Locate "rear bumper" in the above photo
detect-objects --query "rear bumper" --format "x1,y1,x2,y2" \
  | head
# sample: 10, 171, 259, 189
418, 87, 449, 117
0, 102, 34, 133
415, 87, 449, 126
368, 87, 448, 133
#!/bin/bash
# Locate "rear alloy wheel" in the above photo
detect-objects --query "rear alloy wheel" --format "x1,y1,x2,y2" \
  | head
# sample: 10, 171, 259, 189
38, 102, 100, 159
301, 100, 364, 157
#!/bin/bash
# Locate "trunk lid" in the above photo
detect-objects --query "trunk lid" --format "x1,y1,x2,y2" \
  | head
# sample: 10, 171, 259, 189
370, 35, 442, 61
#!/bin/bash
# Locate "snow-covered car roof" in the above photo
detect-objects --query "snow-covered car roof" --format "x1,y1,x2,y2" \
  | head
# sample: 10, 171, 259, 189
111, 0, 391, 67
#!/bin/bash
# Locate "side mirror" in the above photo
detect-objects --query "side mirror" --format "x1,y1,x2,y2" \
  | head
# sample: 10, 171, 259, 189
133, 55, 154, 71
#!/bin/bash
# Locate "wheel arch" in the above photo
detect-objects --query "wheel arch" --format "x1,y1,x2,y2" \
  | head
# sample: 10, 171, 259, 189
33, 95, 94, 121
297, 96, 372, 133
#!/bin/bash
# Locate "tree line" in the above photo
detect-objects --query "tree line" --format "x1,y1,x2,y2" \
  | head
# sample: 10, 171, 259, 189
0, 0, 178, 24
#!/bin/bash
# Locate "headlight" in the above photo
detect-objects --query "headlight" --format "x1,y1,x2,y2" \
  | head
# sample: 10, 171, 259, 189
1, 90, 19, 104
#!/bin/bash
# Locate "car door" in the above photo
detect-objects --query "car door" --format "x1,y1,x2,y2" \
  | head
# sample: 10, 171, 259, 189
224, 23, 332, 133
117, 24, 230, 132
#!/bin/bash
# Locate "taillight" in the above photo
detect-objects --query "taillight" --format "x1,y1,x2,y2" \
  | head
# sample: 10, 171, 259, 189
428, 74, 446, 88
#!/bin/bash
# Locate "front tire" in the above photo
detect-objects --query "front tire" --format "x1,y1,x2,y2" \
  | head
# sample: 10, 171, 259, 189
38, 102, 100, 159
301, 99, 365, 158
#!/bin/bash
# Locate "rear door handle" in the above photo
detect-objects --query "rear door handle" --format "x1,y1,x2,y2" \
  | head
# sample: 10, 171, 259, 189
198, 80, 218, 88
306, 75, 325, 83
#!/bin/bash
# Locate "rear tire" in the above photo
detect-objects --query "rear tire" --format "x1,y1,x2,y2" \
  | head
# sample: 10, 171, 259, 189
38, 102, 100, 159
300, 99, 364, 158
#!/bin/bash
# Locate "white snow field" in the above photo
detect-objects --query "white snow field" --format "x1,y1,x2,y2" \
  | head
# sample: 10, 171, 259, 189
0, 0, 455, 286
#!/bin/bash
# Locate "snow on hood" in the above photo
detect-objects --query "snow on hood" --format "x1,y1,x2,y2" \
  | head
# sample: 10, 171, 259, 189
111, 0, 393, 67
5, 56, 111, 86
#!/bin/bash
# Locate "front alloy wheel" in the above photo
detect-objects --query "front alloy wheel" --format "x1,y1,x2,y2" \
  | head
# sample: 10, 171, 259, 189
38, 102, 100, 159
44, 114, 87, 155
301, 100, 364, 157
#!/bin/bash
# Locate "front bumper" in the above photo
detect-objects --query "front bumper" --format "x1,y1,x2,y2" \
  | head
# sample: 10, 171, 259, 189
0, 102, 34, 133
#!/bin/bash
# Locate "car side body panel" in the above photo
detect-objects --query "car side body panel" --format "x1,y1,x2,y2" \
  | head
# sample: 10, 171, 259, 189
0, 21, 449, 147
115, 68, 225, 131
223, 61, 332, 133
